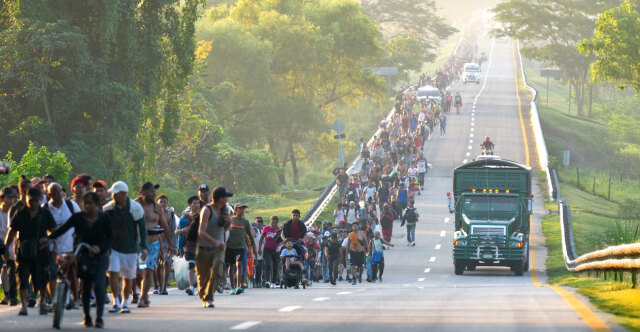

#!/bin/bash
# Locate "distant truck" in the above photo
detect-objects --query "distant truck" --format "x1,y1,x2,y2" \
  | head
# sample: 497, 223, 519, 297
447, 157, 533, 276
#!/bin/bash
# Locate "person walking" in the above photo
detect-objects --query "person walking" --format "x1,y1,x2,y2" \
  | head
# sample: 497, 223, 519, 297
401, 200, 419, 246
225, 203, 255, 293
196, 187, 232, 308
258, 215, 280, 288
0, 187, 19, 306
49, 192, 112, 327
3, 188, 56, 316
103, 181, 148, 314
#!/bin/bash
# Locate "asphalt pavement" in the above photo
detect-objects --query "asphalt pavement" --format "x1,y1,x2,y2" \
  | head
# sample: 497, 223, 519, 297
0, 35, 626, 332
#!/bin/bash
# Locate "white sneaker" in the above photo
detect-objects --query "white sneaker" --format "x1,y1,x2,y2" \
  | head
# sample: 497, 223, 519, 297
407, 242, 411, 246
411, 242, 416, 246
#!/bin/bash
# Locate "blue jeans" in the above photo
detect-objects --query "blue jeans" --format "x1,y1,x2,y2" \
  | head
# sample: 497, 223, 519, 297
366, 256, 372, 278
304, 260, 316, 280
406, 223, 416, 243
321, 255, 329, 281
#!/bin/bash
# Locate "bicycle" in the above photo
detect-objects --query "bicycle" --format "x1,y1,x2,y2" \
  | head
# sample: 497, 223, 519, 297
52, 242, 90, 329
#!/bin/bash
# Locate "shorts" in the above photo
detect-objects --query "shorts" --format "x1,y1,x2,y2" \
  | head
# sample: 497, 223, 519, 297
16, 259, 45, 291
185, 250, 196, 270
109, 249, 138, 279
161, 241, 173, 264
144, 241, 160, 271
225, 247, 246, 266
350, 251, 365, 267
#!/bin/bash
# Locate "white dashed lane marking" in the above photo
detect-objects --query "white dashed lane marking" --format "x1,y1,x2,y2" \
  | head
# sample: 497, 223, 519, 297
313, 297, 330, 302
278, 306, 301, 312
444, 217, 450, 223
440, 231, 446, 237
429, 257, 436, 262
231, 321, 262, 330
337, 291, 352, 295
418, 278, 425, 282
463, 159, 468, 163
435, 244, 442, 250
424, 268, 431, 273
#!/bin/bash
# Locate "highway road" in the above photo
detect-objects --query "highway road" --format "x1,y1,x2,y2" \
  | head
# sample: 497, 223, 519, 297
0, 37, 625, 332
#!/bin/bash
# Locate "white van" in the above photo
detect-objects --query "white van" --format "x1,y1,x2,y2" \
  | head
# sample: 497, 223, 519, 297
462, 63, 481, 84
415, 86, 442, 103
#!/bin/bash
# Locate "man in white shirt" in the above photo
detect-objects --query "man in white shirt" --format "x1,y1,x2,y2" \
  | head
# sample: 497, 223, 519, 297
45, 183, 81, 307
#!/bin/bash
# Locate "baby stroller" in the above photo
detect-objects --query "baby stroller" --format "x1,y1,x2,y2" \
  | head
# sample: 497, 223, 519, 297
280, 241, 307, 289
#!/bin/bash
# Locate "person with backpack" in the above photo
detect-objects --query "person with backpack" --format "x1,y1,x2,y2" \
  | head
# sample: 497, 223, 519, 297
370, 230, 394, 282
4, 187, 56, 316
103, 181, 148, 314
401, 200, 420, 246
175, 196, 201, 296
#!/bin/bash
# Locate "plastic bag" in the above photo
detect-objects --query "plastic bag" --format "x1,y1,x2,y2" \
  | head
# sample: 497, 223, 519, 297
174, 256, 189, 290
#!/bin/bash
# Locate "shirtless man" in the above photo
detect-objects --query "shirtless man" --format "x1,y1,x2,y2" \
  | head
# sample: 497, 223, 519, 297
135, 182, 170, 308
346, 222, 367, 285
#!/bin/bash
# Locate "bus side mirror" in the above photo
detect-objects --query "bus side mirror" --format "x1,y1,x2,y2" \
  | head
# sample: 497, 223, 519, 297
528, 194, 534, 214
447, 193, 454, 214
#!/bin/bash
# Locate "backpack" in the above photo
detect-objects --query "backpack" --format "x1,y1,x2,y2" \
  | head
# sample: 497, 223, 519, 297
404, 208, 418, 223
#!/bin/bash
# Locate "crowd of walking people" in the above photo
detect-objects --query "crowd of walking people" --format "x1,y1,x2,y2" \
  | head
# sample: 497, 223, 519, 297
0, 38, 480, 329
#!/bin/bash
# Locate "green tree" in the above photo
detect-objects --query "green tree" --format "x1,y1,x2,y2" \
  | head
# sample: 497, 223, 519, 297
381, 36, 428, 82
579, 0, 640, 92
203, 0, 384, 185
361, 0, 457, 62
491, 0, 621, 118
0, 142, 72, 188
0, 0, 205, 185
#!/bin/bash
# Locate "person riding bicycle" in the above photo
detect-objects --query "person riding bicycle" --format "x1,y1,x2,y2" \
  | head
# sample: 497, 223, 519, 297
481, 136, 495, 154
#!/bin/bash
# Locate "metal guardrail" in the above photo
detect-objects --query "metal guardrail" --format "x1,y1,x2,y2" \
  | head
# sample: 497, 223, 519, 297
559, 199, 640, 273
517, 41, 554, 202
518, 41, 640, 278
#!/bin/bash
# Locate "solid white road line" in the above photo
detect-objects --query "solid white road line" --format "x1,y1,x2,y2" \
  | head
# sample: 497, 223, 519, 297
313, 297, 330, 302
231, 321, 262, 330
337, 291, 352, 295
444, 217, 450, 223
435, 244, 442, 250
429, 257, 436, 262
278, 306, 301, 312
440, 231, 446, 237
424, 268, 431, 273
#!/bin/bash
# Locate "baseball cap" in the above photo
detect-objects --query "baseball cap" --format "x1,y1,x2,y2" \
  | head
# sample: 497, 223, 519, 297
108, 181, 129, 195
92, 180, 107, 189
323, 231, 331, 237
234, 203, 248, 210
306, 232, 315, 238
199, 184, 209, 191
140, 182, 160, 192
212, 187, 233, 201
70, 176, 90, 189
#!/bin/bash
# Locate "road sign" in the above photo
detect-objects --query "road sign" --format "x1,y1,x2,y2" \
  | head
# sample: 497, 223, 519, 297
540, 68, 562, 78
331, 119, 346, 134
333, 134, 345, 139
371, 67, 398, 76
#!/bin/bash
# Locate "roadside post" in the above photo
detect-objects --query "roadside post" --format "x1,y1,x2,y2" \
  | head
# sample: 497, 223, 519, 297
540, 68, 562, 107
371, 67, 398, 99
332, 119, 346, 167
